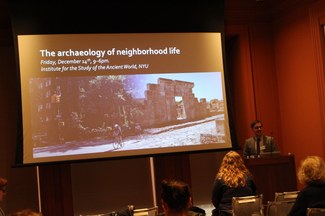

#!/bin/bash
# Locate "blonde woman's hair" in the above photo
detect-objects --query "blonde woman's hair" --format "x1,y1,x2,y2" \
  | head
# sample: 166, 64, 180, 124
216, 151, 251, 188
298, 156, 325, 185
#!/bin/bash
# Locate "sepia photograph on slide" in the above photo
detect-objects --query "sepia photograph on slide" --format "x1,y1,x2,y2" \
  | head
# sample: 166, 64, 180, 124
29, 72, 226, 159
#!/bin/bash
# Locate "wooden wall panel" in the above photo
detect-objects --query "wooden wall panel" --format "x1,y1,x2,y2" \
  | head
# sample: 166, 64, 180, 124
272, 1, 325, 169
248, 23, 281, 143
39, 164, 74, 216
225, 25, 256, 149
309, 1, 325, 157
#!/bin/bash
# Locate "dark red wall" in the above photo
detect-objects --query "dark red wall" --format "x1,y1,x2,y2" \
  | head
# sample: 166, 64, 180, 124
225, 0, 325, 188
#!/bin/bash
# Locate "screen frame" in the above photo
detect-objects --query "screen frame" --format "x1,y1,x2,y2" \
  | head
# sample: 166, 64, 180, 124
10, 0, 239, 165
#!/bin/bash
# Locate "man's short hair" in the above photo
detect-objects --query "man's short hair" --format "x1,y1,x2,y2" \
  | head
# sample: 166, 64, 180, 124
250, 120, 263, 129
0, 177, 8, 192
161, 179, 191, 213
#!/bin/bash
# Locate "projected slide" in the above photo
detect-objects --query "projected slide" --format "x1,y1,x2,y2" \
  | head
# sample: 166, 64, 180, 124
17, 33, 232, 164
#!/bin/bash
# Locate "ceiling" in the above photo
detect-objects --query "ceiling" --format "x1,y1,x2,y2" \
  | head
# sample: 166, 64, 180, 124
0, 0, 12, 47
0, 0, 314, 47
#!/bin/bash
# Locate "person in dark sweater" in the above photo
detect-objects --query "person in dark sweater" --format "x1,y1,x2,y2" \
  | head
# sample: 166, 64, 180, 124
211, 151, 257, 216
289, 156, 325, 216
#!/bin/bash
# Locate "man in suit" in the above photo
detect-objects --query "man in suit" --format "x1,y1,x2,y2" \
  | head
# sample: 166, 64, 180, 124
243, 120, 279, 158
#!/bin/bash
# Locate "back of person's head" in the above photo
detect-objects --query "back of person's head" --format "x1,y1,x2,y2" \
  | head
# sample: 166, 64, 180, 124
217, 151, 251, 188
298, 156, 325, 185
0, 177, 8, 192
161, 179, 191, 214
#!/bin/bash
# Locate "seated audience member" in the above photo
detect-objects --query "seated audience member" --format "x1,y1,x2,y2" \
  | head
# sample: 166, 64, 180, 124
243, 120, 279, 158
161, 179, 192, 216
8, 209, 41, 216
0, 177, 8, 216
288, 156, 325, 216
211, 151, 257, 216
115, 205, 134, 216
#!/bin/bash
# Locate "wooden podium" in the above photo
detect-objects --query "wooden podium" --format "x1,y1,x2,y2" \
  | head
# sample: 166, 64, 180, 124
244, 154, 297, 203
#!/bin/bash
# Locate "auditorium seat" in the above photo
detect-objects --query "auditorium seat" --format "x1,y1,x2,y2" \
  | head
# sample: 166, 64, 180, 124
232, 194, 264, 216
274, 191, 299, 202
266, 200, 295, 216
133, 206, 158, 216
307, 208, 325, 216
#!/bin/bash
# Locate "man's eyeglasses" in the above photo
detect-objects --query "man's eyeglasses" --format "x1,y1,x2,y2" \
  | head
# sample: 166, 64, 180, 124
254, 126, 262, 129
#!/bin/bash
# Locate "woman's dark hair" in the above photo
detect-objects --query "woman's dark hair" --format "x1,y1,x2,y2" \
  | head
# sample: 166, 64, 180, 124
161, 180, 191, 213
